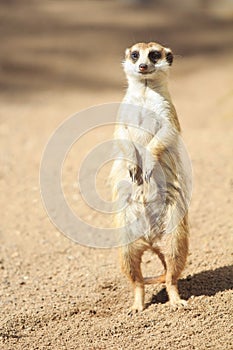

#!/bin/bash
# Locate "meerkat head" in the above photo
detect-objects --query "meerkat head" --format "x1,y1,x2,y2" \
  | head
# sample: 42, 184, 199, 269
123, 42, 173, 80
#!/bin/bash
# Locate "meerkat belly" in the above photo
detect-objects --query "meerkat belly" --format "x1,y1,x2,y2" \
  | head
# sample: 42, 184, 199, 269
126, 125, 155, 147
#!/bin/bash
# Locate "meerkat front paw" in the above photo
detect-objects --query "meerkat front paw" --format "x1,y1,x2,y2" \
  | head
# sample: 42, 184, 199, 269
128, 163, 143, 185
144, 168, 153, 183
144, 151, 156, 183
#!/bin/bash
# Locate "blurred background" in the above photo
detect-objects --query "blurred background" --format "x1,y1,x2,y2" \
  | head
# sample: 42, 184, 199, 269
0, 0, 233, 101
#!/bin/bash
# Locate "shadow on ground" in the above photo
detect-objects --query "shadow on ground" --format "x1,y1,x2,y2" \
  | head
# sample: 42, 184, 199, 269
148, 265, 233, 305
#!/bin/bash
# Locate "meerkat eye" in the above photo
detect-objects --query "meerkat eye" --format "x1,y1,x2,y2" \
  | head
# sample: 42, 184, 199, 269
148, 50, 162, 63
131, 51, 139, 61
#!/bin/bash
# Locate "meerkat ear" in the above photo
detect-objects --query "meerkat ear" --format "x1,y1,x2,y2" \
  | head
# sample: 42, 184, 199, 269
165, 48, 173, 66
125, 48, 130, 59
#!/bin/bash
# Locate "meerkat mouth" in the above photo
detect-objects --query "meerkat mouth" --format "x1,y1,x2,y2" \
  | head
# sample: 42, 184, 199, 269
138, 70, 155, 75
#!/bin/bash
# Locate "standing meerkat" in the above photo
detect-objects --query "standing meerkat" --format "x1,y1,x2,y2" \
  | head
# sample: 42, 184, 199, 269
110, 42, 190, 312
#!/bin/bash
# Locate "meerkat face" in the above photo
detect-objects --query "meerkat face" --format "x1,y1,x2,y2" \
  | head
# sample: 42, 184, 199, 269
123, 42, 173, 80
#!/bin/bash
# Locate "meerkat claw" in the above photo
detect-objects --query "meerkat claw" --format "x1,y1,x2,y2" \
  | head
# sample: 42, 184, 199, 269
128, 164, 143, 185
170, 299, 188, 311
144, 170, 153, 183
129, 169, 134, 182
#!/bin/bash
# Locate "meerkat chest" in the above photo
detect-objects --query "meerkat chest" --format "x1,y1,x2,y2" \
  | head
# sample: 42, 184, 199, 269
121, 88, 169, 143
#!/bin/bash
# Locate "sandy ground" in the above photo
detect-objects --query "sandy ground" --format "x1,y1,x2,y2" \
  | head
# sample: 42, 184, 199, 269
0, 1, 233, 349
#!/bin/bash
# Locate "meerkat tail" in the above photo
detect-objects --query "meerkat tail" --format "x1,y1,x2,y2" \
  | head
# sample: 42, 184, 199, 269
143, 274, 166, 285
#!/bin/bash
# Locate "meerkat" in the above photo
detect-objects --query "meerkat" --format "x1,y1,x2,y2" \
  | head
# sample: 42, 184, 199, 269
110, 42, 190, 312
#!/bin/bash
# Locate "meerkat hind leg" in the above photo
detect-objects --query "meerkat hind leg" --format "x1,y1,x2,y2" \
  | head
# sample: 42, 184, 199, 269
132, 284, 145, 312
164, 238, 188, 308
165, 260, 187, 309
120, 245, 145, 312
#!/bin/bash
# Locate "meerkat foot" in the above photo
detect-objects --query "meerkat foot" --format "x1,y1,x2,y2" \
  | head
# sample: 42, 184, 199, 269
170, 298, 187, 310
130, 303, 144, 313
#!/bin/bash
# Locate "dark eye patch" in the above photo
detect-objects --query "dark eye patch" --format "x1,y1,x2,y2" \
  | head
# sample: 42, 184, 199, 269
131, 50, 139, 61
148, 50, 162, 63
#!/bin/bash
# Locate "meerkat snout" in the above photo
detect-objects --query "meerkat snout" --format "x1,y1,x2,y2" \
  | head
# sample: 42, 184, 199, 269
139, 63, 148, 72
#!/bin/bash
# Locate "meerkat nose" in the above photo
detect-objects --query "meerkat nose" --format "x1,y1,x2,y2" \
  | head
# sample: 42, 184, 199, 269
139, 63, 148, 72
